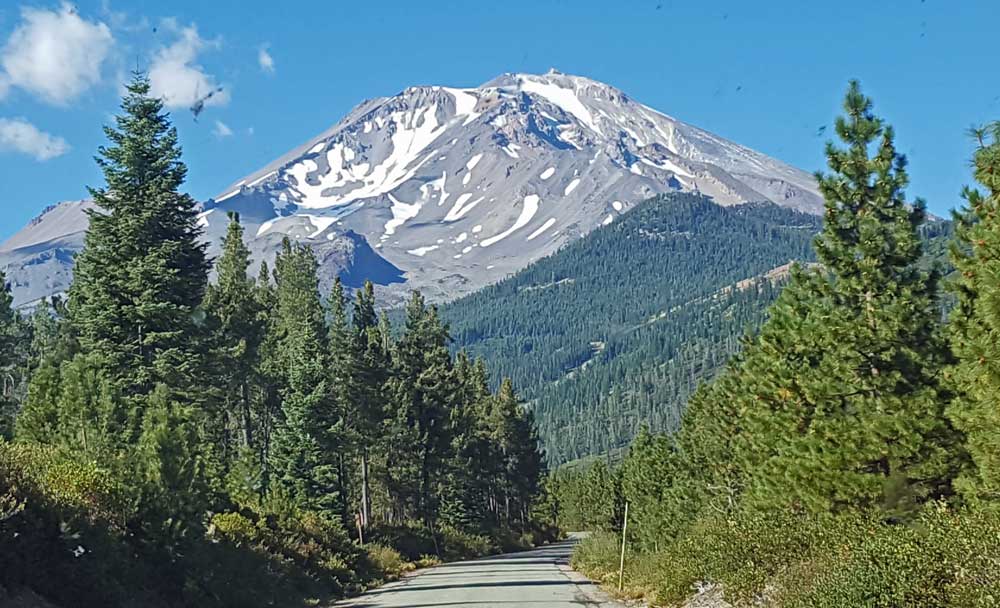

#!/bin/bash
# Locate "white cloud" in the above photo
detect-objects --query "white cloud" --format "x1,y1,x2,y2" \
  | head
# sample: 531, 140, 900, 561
0, 3, 114, 106
0, 117, 70, 160
148, 21, 229, 110
213, 120, 233, 138
258, 45, 275, 74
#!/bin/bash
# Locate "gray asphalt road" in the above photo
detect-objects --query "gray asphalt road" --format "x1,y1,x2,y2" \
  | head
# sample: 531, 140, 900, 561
335, 537, 624, 608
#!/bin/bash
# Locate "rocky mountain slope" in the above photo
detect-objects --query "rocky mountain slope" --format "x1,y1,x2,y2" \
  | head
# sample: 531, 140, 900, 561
1, 70, 823, 307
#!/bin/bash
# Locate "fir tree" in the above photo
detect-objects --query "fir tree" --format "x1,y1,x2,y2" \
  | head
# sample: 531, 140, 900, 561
204, 212, 264, 461
67, 72, 210, 416
267, 239, 341, 513
948, 122, 1000, 504
386, 291, 455, 524
441, 352, 494, 530
733, 81, 963, 517
0, 271, 19, 438
351, 282, 390, 528
326, 277, 354, 525
489, 378, 544, 529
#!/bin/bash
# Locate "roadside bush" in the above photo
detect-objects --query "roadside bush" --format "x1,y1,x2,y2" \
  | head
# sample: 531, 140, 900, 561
1, 440, 368, 607
370, 521, 439, 560
776, 504, 1000, 608
209, 505, 362, 596
0, 441, 162, 607
363, 543, 411, 581
369, 520, 500, 562
572, 503, 1000, 607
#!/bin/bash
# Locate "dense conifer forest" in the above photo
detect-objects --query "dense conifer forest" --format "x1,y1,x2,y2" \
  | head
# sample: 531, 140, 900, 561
441, 194, 954, 464
552, 83, 1000, 607
0, 75, 551, 607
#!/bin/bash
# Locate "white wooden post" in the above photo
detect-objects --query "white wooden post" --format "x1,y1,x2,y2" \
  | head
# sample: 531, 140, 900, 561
618, 501, 629, 592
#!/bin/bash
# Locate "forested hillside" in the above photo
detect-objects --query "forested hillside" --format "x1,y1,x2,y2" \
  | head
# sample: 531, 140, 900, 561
442, 193, 955, 464
556, 83, 1000, 607
442, 195, 823, 463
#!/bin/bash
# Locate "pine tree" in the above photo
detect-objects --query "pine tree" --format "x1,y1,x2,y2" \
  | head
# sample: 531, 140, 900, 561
620, 425, 676, 550
136, 383, 210, 543
732, 81, 963, 517
51, 352, 126, 457
67, 72, 210, 417
578, 460, 623, 532
326, 277, 354, 525
948, 122, 1000, 504
0, 271, 19, 438
386, 291, 455, 524
204, 212, 264, 463
267, 239, 341, 513
253, 259, 281, 491
350, 281, 385, 529
12, 298, 74, 444
489, 378, 544, 530
441, 353, 495, 531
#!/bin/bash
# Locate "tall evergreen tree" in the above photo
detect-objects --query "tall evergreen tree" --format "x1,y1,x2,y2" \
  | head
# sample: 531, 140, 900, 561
204, 212, 264, 461
441, 352, 494, 531
489, 378, 544, 529
4, 295, 32, 434
351, 281, 385, 529
386, 292, 455, 524
0, 271, 22, 438
67, 72, 210, 416
948, 122, 1000, 504
251, 260, 282, 494
267, 239, 341, 513
732, 81, 963, 517
326, 277, 354, 525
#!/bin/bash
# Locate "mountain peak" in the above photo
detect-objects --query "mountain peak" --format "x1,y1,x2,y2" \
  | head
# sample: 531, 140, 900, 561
3, 71, 824, 308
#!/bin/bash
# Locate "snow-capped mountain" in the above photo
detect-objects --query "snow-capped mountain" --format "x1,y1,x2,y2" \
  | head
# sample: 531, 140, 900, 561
1, 70, 823, 307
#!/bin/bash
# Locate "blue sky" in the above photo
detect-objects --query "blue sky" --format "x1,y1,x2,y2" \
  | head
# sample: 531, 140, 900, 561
0, 0, 997, 240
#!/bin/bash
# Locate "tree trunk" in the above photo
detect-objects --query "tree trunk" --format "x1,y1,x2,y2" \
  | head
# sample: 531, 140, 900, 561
361, 448, 372, 529
241, 380, 254, 448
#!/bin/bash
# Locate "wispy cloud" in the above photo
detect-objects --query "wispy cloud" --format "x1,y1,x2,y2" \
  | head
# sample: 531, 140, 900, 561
0, 3, 114, 106
258, 44, 275, 74
213, 120, 233, 138
148, 20, 229, 110
0, 117, 70, 160
99, 0, 150, 33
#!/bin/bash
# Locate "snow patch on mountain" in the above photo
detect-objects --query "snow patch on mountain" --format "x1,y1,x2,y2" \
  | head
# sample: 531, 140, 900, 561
481, 195, 540, 247
3, 70, 825, 308
527, 217, 557, 241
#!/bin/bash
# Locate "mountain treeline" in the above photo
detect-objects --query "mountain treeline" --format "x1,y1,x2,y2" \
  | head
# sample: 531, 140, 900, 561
0, 74, 550, 608
556, 82, 1000, 607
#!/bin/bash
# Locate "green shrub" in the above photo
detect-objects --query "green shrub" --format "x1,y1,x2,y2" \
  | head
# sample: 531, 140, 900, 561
1, 441, 369, 607
209, 506, 362, 596
364, 543, 411, 581
777, 505, 1000, 608
571, 531, 621, 585
438, 524, 497, 560
369, 520, 498, 562
369, 521, 438, 560
210, 512, 257, 545
572, 503, 1000, 608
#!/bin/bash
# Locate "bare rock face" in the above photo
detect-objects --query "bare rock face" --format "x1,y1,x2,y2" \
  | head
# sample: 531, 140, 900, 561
1, 71, 822, 308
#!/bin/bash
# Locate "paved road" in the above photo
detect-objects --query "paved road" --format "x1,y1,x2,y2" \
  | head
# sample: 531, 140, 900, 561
335, 537, 624, 608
